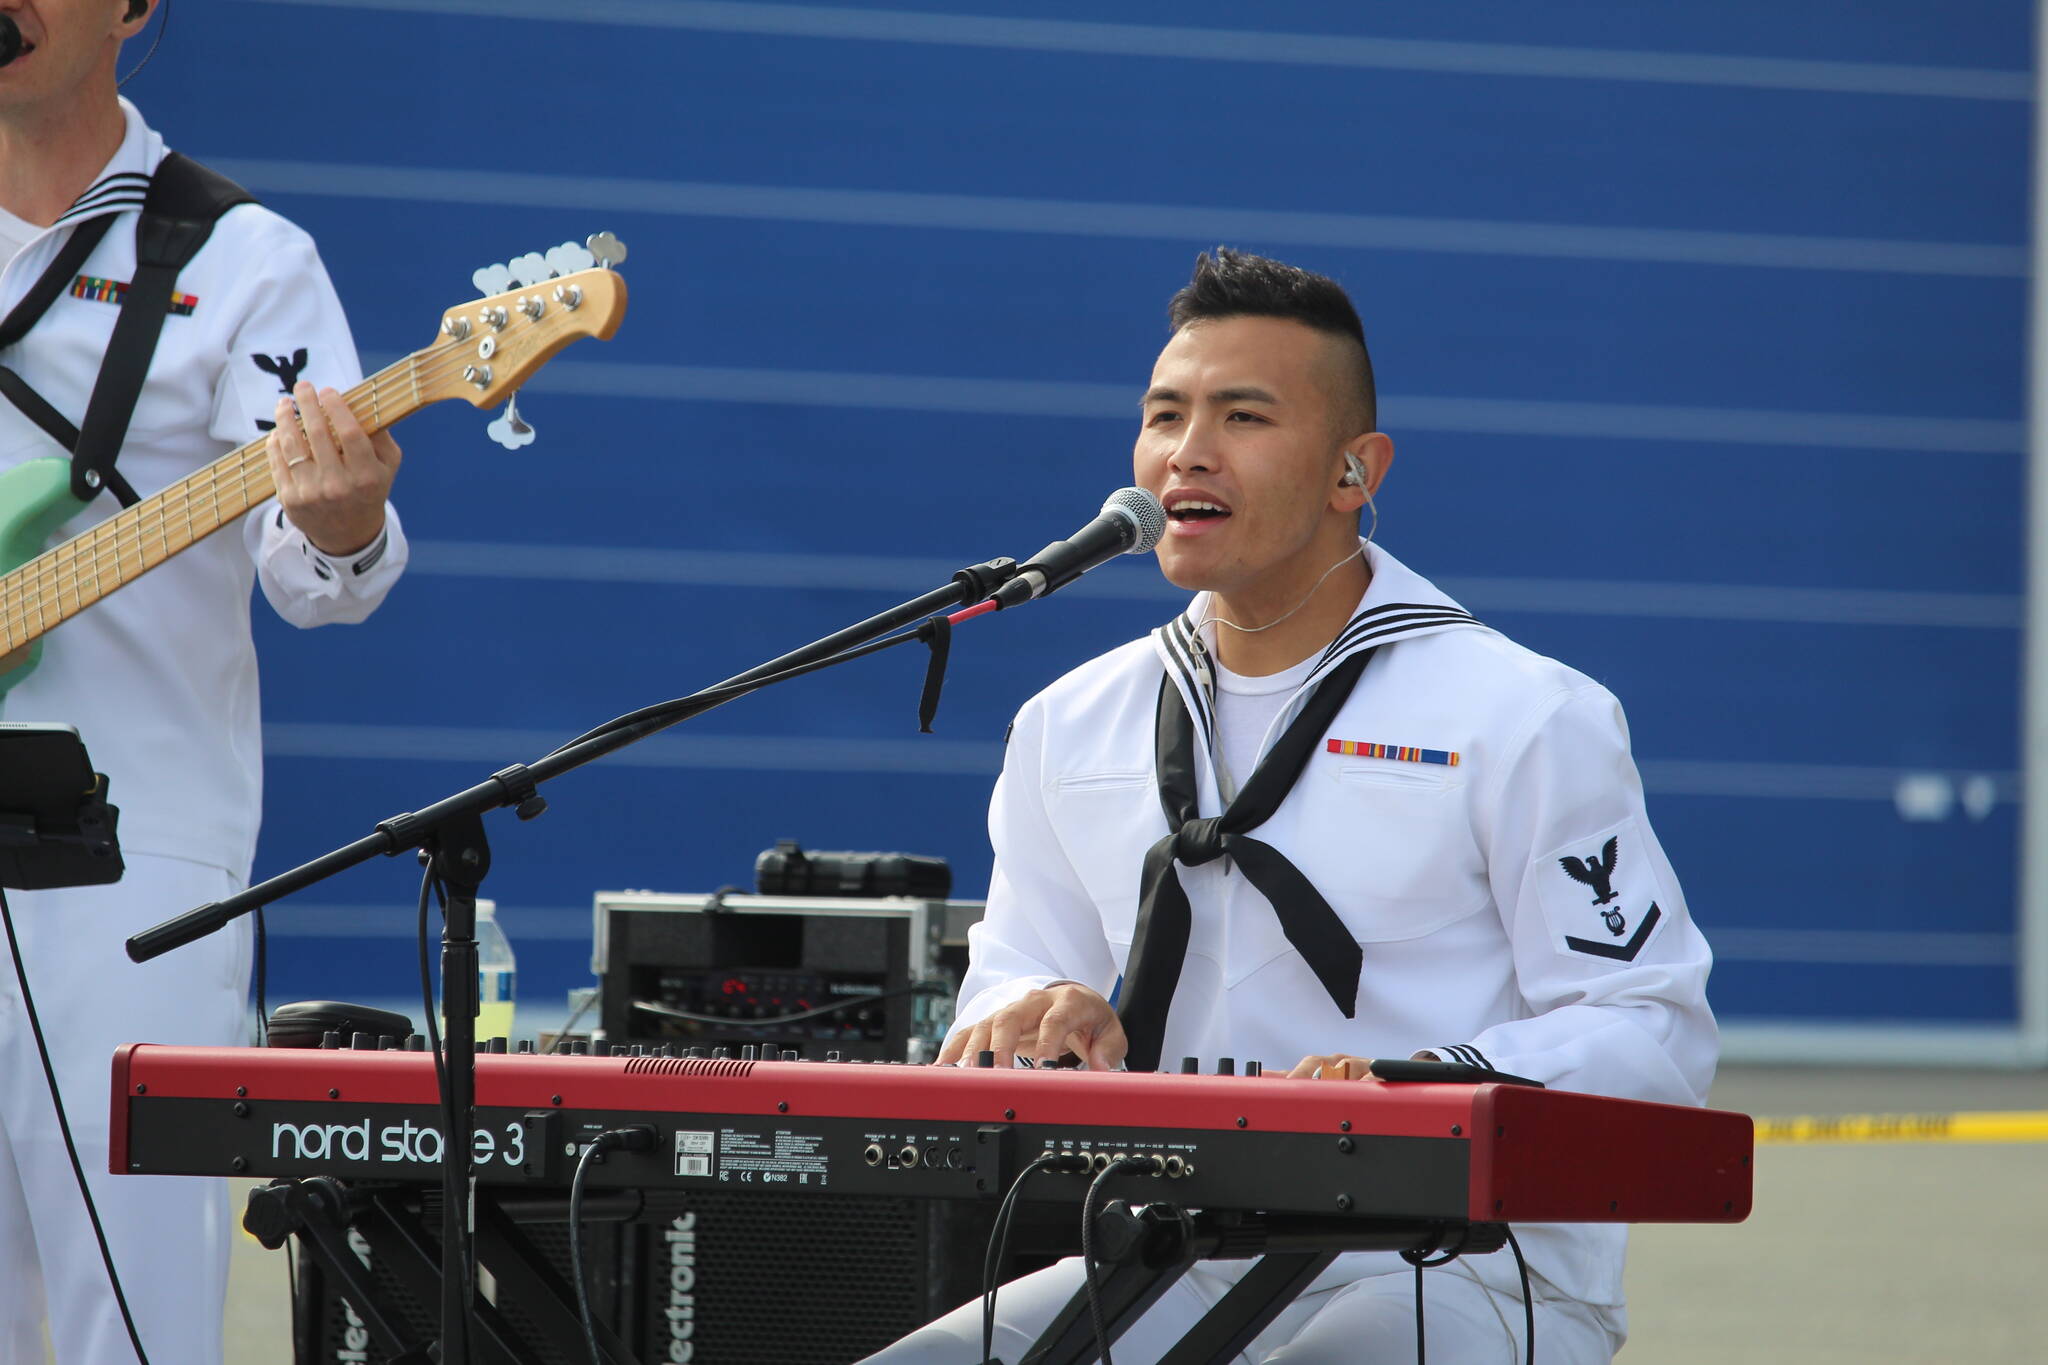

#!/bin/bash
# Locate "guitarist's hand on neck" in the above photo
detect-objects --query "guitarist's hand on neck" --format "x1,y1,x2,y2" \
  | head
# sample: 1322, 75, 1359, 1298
264, 381, 403, 557
0, 1, 159, 227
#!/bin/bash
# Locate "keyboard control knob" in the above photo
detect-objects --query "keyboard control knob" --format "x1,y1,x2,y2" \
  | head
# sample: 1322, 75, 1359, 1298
1216, 1058, 1235, 1075
1180, 1057, 1200, 1074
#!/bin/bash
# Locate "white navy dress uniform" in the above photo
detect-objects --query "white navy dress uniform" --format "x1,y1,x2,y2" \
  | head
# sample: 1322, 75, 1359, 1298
0, 99, 407, 1364
871, 540, 1717, 1364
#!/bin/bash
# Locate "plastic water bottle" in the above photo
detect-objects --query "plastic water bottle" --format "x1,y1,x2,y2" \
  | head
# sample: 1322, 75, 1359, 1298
474, 899, 517, 1044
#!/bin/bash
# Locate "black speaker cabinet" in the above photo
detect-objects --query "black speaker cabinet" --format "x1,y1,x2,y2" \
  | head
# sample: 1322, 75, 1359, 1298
290, 1186, 996, 1365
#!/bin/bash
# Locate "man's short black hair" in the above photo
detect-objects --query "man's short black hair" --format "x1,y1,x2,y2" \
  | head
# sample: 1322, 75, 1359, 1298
1166, 247, 1377, 434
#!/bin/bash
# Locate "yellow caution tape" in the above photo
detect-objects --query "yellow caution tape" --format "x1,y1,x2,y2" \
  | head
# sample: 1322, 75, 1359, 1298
1753, 1110, 2048, 1145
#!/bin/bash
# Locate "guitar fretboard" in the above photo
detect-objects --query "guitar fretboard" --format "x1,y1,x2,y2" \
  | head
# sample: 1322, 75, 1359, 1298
0, 350, 446, 656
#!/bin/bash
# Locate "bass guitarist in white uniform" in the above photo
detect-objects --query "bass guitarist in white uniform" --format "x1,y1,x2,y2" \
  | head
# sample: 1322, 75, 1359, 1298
872, 249, 1718, 1363
0, 3, 406, 1360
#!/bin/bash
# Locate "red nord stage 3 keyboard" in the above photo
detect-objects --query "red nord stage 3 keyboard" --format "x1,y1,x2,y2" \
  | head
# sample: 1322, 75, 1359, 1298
112, 1046, 1753, 1225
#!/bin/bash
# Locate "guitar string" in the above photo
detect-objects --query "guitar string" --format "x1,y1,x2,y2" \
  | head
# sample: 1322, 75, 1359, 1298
0, 304, 591, 648
1, 273, 615, 639
0, 348, 453, 645
0, 343, 450, 618
0, 351, 446, 644
0, 331, 572, 646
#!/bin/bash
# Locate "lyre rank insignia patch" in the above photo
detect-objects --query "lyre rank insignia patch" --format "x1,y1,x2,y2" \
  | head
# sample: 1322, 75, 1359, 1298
1534, 818, 1670, 964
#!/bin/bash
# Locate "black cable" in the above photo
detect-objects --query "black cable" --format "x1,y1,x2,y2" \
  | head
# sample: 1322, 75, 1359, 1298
115, 0, 171, 90
630, 981, 946, 1030
1412, 1255, 1425, 1365
981, 1153, 1065, 1363
252, 903, 267, 1046
1080, 1156, 1161, 1365
570, 1126, 653, 1365
414, 865, 475, 1329
0, 886, 154, 1365
416, 865, 448, 1128
569, 1135, 611, 1365
1400, 1232, 1473, 1365
1504, 1227, 1535, 1365
283, 1239, 299, 1339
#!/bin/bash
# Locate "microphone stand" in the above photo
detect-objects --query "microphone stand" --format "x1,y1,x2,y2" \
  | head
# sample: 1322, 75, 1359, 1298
126, 556, 1017, 1365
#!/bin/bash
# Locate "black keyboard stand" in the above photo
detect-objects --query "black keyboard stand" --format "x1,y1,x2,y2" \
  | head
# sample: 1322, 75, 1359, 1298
1018, 1204, 1507, 1365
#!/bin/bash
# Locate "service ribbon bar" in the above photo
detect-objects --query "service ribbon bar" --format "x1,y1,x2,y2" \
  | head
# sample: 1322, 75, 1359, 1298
71, 275, 198, 316
1327, 738, 1460, 767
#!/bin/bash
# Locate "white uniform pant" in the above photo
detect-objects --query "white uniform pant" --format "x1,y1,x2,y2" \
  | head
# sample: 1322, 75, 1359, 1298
0, 853, 249, 1365
859, 1255, 1621, 1365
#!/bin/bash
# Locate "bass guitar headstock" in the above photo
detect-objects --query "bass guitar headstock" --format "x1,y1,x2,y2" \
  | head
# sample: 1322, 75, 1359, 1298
422, 234, 631, 446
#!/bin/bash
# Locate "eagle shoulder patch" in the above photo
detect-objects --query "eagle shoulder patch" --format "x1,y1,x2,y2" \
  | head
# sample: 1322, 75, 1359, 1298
1534, 818, 1670, 964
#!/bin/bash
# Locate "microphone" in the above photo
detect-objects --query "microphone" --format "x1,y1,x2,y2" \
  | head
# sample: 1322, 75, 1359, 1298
987, 487, 1167, 609
0, 16, 21, 69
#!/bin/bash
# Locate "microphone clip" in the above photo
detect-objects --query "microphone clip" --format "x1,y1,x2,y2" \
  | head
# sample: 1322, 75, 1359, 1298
951, 557, 1019, 602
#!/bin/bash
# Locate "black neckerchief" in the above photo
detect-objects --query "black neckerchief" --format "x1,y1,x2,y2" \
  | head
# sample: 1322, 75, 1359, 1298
1116, 644, 1377, 1074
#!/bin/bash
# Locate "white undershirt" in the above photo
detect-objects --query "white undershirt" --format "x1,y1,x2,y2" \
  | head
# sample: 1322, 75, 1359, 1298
0, 205, 40, 270
1210, 651, 1319, 803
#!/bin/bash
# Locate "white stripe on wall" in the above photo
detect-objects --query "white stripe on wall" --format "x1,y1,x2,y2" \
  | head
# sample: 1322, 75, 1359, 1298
507, 359, 2024, 455
404, 540, 2022, 631
212, 159, 2026, 278
257, 902, 2014, 970
263, 723, 1009, 775
248, 0, 2032, 101
264, 722, 2021, 802
1709, 929, 2014, 967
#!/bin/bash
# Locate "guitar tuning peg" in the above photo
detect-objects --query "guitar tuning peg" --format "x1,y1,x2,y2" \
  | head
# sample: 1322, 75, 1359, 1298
585, 231, 628, 269
472, 262, 514, 297
507, 251, 549, 287
486, 392, 536, 450
545, 240, 595, 279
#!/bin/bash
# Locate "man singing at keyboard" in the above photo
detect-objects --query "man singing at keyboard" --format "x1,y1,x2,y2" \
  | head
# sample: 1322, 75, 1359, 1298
873, 249, 1718, 1363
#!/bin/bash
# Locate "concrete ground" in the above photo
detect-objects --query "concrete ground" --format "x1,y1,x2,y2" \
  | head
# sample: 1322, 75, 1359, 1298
1622, 1065, 2048, 1364
178, 1065, 2044, 1361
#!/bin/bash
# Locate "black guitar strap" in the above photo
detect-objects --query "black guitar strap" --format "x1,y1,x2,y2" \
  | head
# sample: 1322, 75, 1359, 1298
0, 216, 115, 457
0, 152, 255, 510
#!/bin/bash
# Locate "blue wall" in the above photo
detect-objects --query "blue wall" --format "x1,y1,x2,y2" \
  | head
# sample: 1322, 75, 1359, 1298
139, 1, 2031, 1034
